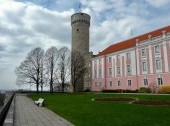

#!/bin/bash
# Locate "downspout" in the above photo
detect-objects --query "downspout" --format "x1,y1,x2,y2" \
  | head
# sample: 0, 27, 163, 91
135, 42, 139, 90
104, 55, 107, 90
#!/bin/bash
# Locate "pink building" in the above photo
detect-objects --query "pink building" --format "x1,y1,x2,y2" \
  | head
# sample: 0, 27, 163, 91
91, 25, 170, 91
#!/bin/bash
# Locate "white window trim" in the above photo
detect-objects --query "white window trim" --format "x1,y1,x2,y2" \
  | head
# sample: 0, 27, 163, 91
127, 80, 132, 86
141, 48, 146, 57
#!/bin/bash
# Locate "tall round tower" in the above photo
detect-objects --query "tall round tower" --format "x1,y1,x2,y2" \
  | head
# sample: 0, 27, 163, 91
71, 12, 91, 91
71, 13, 90, 54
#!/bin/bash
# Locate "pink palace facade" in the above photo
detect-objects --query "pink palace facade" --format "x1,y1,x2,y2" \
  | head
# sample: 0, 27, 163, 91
91, 25, 170, 91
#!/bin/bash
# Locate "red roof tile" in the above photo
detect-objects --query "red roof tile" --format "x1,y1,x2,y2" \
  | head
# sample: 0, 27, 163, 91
97, 25, 170, 56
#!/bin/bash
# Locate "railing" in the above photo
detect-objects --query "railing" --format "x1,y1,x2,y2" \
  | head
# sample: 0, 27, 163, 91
0, 92, 15, 126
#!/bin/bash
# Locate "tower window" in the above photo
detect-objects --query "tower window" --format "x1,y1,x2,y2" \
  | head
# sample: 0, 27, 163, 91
77, 29, 79, 32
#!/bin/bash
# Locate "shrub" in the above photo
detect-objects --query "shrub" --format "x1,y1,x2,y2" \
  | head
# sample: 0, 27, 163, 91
160, 85, 170, 94
0, 93, 5, 107
102, 89, 138, 93
148, 82, 160, 93
139, 87, 150, 93
84, 89, 91, 92
102, 89, 122, 93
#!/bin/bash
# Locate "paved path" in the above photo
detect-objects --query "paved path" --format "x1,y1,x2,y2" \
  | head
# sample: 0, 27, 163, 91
14, 94, 74, 126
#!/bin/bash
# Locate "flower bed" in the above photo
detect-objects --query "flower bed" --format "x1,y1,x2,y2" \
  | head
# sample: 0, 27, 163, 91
94, 97, 170, 106
133, 100, 170, 106
95, 97, 136, 102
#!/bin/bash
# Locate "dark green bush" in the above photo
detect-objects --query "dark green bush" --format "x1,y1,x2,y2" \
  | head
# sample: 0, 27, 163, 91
139, 87, 150, 93
0, 93, 5, 106
102, 89, 138, 93
84, 89, 91, 92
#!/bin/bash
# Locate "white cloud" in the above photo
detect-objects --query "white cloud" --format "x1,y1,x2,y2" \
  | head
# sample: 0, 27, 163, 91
90, 15, 145, 53
0, 0, 75, 89
145, 0, 170, 8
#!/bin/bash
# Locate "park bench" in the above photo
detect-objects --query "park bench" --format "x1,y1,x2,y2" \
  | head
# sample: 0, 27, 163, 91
34, 98, 44, 107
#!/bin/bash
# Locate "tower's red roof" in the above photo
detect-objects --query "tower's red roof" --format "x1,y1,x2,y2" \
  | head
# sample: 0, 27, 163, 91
97, 25, 170, 56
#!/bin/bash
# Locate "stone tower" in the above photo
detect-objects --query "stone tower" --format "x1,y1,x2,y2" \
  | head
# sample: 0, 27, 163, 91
71, 12, 91, 91
71, 13, 90, 54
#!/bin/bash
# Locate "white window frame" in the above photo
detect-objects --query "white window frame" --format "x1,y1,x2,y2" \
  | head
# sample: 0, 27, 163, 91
117, 67, 121, 75
108, 68, 112, 76
141, 49, 146, 57
143, 79, 148, 86
157, 78, 163, 85
127, 65, 131, 73
155, 45, 160, 54
118, 80, 121, 86
108, 57, 112, 63
99, 69, 102, 78
127, 80, 131, 86
109, 81, 112, 86
99, 59, 101, 65
95, 82, 98, 87
99, 82, 102, 87
156, 58, 161, 70
126, 52, 131, 60
117, 55, 120, 61
142, 61, 147, 71
94, 69, 97, 78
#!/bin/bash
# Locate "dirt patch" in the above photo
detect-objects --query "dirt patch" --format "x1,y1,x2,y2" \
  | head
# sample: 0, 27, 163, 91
95, 97, 136, 102
94, 97, 170, 106
133, 101, 170, 106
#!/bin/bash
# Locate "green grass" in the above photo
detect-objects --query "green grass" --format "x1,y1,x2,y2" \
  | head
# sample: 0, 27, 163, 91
28, 93, 170, 126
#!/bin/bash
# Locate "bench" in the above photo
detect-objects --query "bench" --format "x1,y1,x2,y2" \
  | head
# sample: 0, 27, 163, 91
34, 98, 44, 107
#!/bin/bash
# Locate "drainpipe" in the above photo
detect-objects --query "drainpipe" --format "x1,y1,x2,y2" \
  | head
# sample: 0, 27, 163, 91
104, 55, 107, 90
135, 43, 139, 90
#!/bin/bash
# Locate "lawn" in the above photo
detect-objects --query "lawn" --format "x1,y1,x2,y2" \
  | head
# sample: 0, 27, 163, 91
29, 93, 170, 126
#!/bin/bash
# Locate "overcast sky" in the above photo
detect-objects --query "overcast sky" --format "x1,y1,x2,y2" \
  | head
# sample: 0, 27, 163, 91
0, 0, 170, 90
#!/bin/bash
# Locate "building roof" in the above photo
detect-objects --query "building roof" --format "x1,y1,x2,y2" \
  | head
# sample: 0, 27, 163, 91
97, 25, 170, 56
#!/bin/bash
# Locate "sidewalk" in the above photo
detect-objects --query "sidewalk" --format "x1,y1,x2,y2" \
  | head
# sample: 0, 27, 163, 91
14, 94, 74, 126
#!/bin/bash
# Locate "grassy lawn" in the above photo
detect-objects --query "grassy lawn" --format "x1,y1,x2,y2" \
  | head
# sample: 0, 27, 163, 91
29, 93, 170, 126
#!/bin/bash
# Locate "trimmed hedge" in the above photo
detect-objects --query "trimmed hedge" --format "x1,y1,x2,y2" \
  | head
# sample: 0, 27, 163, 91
139, 87, 150, 93
102, 89, 138, 93
0, 93, 5, 107
160, 85, 170, 94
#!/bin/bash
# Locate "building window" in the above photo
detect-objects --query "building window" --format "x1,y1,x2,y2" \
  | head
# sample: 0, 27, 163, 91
156, 59, 161, 70
142, 61, 147, 71
109, 81, 112, 86
126, 52, 130, 60
157, 78, 163, 85
99, 69, 102, 78
117, 67, 121, 75
143, 79, 148, 86
155, 45, 160, 54
99, 59, 101, 65
108, 57, 112, 63
141, 49, 146, 57
118, 80, 121, 86
99, 82, 102, 87
109, 68, 112, 75
117, 55, 120, 61
95, 82, 97, 87
94, 69, 97, 78
127, 65, 131, 73
127, 80, 131, 86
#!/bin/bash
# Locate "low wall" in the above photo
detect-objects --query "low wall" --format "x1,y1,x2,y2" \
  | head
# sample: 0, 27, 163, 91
0, 92, 15, 126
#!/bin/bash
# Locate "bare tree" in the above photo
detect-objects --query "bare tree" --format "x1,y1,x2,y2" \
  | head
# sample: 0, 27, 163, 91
71, 51, 86, 92
57, 47, 71, 92
44, 46, 58, 93
15, 47, 44, 94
